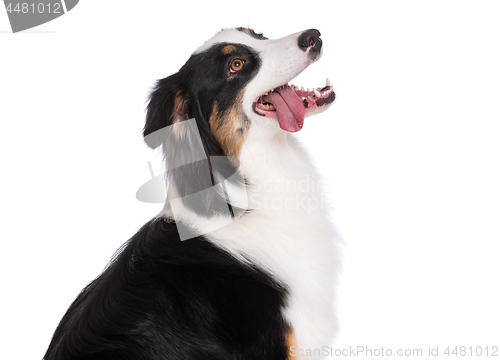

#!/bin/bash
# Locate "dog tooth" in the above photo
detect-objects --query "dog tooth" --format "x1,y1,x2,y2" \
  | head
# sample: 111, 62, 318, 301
313, 89, 321, 97
326, 77, 331, 86
301, 86, 305, 91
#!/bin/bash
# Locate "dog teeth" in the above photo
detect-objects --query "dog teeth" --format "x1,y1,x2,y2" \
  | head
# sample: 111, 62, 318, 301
313, 89, 321, 98
326, 77, 331, 87
263, 91, 269, 95
261, 103, 276, 110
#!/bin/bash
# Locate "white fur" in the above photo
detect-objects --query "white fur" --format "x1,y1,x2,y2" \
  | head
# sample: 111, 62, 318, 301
161, 29, 340, 359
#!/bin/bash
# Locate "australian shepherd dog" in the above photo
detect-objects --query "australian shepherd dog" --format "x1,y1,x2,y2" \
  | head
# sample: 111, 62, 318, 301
44, 27, 340, 360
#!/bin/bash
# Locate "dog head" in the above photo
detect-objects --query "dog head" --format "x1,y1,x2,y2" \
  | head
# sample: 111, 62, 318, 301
143, 28, 335, 218
144, 27, 335, 156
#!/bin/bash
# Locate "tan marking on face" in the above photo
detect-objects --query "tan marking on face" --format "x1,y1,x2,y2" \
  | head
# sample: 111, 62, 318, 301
240, 27, 268, 40
209, 93, 248, 159
221, 44, 236, 55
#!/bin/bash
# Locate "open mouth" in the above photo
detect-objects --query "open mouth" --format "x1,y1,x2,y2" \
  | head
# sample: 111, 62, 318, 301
252, 78, 336, 132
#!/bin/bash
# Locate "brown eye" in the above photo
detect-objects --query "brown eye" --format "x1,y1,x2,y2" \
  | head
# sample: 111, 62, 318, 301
230, 59, 245, 72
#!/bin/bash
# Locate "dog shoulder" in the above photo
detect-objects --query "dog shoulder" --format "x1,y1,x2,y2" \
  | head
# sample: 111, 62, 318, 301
44, 217, 291, 360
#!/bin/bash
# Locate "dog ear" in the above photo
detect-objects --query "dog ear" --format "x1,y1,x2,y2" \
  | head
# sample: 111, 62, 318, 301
143, 73, 190, 149
142, 72, 247, 220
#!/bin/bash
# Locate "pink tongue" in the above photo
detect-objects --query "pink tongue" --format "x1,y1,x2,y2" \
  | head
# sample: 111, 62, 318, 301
272, 85, 306, 132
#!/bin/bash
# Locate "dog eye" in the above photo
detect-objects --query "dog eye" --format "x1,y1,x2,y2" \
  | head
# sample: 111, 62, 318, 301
230, 59, 245, 72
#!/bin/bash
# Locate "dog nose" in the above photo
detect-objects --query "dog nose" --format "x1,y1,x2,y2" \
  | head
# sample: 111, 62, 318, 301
298, 29, 322, 54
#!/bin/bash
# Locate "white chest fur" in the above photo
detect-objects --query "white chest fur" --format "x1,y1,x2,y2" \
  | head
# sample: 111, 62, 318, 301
163, 131, 340, 358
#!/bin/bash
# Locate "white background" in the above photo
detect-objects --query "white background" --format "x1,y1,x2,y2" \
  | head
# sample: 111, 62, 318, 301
1, 1, 499, 359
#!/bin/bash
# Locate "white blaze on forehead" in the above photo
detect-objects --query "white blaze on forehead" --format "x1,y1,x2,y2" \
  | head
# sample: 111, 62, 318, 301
194, 28, 266, 54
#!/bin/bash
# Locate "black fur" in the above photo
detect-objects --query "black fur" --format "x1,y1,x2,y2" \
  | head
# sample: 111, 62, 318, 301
43, 218, 290, 360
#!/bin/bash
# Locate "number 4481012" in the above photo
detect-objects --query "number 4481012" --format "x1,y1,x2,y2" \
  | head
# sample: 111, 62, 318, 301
444, 346, 498, 357
5, 2, 62, 14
